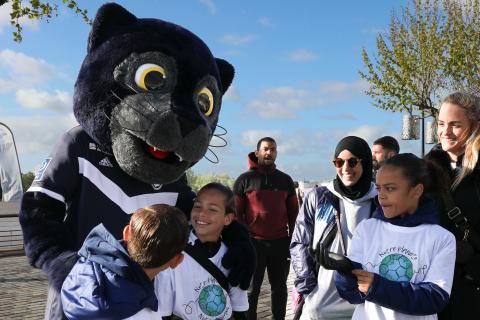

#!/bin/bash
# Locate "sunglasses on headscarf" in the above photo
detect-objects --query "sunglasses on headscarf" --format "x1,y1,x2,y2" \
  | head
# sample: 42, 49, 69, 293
332, 157, 362, 168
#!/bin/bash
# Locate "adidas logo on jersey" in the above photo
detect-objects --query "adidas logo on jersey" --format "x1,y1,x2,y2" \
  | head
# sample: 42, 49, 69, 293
99, 157, 113, 167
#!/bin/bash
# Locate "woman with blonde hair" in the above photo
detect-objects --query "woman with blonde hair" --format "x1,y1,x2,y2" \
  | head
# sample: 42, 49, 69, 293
424, 91, 480, 319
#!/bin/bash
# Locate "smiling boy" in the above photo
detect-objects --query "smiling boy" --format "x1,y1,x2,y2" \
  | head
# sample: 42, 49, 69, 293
130, 182, 249, 320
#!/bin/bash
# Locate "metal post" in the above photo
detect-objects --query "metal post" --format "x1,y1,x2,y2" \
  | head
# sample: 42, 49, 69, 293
420, 110, 425, 157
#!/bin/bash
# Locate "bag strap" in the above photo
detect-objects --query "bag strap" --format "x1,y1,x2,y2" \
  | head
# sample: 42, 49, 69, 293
443, 188, 471, 240
310, 191, 375, 272
309, 192, 344, 276
334, 211, 347, 256
444, 190, 480, 252
184, 244, 229, 291
334, 197, 376, 256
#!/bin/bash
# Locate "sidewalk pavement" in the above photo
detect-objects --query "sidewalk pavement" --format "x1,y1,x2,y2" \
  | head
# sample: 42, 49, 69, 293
0, 253, 296, 319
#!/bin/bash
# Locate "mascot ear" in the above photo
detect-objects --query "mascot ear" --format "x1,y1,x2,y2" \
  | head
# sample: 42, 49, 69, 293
216, 58, 235, 94
88, 3, 137, 53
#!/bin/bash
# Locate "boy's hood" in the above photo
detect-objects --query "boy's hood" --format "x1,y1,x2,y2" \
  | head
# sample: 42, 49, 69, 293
247, 151, 276, 173
78, 223, 151, 286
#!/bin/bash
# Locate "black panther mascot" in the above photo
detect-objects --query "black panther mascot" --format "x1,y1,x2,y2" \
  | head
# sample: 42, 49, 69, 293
19, 3, 254, 319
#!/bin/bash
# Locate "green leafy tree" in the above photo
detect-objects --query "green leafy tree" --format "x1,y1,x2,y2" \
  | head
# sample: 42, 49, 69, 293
1, 0, 91, 42
443, 0, 480, 95
21, 171, 34, 191
360, 0, 480, 118
186, 169, 235, 193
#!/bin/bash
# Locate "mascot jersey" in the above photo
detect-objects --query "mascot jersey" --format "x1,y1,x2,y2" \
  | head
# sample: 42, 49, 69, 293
129, 231, 248, 320
28, 125, 195, 249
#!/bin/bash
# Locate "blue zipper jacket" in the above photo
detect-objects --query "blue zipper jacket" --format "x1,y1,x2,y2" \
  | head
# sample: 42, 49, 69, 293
334, 198, 452, 316
61, 224, 157, 320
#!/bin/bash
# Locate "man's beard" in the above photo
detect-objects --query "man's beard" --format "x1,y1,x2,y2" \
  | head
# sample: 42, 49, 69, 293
260, 157, 275, 166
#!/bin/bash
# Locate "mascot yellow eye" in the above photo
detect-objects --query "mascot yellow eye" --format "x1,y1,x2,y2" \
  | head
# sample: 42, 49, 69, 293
198, 87, 214, 116
135, 63, 166, 91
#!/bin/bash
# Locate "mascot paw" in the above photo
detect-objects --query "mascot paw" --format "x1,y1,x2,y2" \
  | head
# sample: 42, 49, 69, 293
43, 251, 78, 291
221, 221, 255, 290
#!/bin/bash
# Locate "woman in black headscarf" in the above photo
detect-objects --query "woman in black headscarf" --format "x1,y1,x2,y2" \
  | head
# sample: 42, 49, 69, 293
290, 136, 377, 320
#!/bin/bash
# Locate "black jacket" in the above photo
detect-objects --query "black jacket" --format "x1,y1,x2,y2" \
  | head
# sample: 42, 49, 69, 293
424, 144, 480, 319
425, 144, 480, 257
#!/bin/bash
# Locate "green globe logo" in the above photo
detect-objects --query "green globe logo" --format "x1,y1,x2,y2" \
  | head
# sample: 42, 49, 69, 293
198, 284, 227, 316
379, 253, 413, 281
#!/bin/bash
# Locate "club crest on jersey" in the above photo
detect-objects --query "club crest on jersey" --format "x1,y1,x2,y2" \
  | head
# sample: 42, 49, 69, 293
99, 157, 113, 167
34, 158, 52, 182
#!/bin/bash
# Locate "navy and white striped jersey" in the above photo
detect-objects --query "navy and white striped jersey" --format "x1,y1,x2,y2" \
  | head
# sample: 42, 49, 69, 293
28, 126, 195, 250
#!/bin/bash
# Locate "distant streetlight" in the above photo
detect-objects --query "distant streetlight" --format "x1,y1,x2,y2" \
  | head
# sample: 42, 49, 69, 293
402, 112, 437, 157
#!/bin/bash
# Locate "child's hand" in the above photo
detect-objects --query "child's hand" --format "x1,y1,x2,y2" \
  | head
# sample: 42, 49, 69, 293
352, 269, 374, 294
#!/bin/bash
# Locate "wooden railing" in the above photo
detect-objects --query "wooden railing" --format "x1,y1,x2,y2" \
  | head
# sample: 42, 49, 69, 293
0, 202, 23, 252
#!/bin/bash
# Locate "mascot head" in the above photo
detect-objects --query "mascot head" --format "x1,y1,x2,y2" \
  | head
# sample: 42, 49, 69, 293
73, 3, 234, 184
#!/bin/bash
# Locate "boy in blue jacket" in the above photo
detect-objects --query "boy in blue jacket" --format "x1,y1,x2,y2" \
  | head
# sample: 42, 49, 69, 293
61, 204, 189, 320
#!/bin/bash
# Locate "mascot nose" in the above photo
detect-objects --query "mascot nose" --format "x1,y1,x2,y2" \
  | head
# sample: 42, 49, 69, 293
178, 117, 202, 137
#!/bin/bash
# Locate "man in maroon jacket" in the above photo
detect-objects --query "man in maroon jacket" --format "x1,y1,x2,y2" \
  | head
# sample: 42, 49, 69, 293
233, 137, 299, 320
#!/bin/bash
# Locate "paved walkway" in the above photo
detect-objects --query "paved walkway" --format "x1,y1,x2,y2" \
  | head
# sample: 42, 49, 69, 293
0, 253, 295, 319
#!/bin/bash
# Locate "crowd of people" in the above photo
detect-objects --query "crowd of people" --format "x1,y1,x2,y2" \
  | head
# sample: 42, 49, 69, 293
57, 90, 480, 319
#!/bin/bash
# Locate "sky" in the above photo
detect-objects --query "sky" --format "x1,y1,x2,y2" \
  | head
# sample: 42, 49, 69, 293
0, 0, 437, 183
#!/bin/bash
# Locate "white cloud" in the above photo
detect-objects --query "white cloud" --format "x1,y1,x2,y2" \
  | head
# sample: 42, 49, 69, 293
246, 80, 367, 119
283, 161, 334, 182
0, 5, 10, 33
199, 0, 217, 14
220, 34, 257, 46
223, 85, 241, 101
0, 49, 56, 88
323, 113, 357, 121
240, 129, 327, 155
346, 125, 385, 143
0, 114, 78, 171
15, 88, 72, 113
258, 17, 275, 28
278, 132, 320, 155
240, 130, 282, 148
246, 86, 314, 119
318, 79, 369, 100
0, 78, 15, 93
288, 49, 318, 62
0, 5, 39, 35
